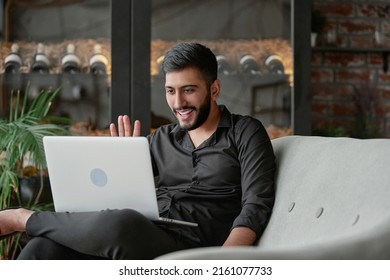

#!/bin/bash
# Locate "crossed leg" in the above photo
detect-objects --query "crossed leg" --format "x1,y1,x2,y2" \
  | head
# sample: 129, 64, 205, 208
1, 208, 195, 260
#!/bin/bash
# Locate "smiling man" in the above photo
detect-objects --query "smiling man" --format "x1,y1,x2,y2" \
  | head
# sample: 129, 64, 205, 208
0, 42, 275, 259
166, 67, 215, 129
165, 66, 220, 148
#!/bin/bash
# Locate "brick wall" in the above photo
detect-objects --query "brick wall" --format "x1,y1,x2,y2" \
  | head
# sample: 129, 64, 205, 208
311, 0, 390, 138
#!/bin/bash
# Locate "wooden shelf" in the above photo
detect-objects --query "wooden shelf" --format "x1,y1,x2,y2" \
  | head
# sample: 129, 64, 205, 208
313, 46, 388, 53
312, 47, 390, 72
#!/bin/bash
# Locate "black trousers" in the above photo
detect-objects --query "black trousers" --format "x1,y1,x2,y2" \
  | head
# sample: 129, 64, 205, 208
17, 209, 195, 260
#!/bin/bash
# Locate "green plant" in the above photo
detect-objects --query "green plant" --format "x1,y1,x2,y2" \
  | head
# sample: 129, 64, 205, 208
0, 86, 71, 259
312, 123, 348, 137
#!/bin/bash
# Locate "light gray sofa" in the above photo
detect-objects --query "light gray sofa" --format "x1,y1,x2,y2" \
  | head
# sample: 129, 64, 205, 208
158, 136, 390, 259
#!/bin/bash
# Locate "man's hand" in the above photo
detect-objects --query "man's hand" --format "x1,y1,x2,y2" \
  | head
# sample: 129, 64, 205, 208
110, 115, 141, 137
223, 227, 257, 246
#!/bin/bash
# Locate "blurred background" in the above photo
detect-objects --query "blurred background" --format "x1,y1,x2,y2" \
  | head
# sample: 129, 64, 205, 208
1, 0, 389, 138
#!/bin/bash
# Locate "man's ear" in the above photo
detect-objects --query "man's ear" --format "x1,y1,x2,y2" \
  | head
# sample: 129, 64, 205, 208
210, 79, 221, 101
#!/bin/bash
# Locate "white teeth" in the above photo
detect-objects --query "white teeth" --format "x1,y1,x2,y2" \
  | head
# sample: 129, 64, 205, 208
178, 109, 192, 115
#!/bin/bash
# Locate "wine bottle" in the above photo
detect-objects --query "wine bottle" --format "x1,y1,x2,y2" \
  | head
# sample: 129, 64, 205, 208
4, 43, 22, 74
62, 44, 81, 74
239, 55, 260, 75
156, 55, 165, 75
264, 54, 284, 75
216, 55, 234, 75
31, 43, 50, 73
89, 44, 108, 75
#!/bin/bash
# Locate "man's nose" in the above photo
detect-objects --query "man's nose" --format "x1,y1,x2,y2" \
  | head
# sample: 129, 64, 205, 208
174, 93, 186, 108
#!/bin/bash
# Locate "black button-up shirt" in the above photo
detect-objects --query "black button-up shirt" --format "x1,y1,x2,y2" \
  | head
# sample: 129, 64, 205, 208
148, 105, 275, 247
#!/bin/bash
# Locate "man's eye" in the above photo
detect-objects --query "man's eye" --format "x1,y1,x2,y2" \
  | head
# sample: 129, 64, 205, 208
184, 88, 194, 93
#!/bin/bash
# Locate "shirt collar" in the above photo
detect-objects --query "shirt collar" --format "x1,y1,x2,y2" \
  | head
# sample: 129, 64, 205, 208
217, 105, 233, 129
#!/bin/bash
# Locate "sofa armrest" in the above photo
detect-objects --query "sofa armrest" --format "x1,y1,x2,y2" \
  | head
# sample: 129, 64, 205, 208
157, 219, 390, 260
156, 246, 285, 260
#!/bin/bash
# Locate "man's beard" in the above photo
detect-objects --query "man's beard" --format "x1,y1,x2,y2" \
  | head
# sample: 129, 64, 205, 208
173, 92, 211, 131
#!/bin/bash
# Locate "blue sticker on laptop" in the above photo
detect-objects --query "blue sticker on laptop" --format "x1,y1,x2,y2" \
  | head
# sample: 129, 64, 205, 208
90, 168, 108, 187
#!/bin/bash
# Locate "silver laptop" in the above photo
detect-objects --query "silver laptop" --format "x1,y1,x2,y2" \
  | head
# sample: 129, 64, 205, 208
43, 136, 197, 227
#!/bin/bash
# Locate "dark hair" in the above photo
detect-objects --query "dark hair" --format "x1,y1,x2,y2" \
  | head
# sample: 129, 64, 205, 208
161, 42, 218, 86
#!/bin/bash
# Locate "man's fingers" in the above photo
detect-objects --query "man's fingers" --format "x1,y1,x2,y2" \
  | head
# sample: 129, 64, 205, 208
123, 115, 133, 137
109, 123, 118, 136
133, 120, 141, 137
110, 115, 141, 137
117, 115, 124, 136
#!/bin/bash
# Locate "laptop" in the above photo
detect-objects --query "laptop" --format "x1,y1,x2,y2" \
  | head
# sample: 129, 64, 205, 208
43, 136, 197, 227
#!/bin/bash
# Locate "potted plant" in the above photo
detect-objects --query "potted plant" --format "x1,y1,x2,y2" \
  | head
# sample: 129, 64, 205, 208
0, 86, 71, 259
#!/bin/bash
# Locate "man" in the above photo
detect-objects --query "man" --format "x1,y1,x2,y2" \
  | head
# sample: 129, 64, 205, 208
0, 42, 275, 259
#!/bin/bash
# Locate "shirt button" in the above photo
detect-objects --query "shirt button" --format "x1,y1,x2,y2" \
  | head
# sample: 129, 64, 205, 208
193, 157, 199, 166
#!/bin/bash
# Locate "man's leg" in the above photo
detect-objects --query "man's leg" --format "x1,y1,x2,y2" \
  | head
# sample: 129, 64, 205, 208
24, 209, 195, 259
17, 237, 107, 260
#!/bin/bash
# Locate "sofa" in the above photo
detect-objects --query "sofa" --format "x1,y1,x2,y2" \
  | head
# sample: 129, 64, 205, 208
158, 136, 390, 259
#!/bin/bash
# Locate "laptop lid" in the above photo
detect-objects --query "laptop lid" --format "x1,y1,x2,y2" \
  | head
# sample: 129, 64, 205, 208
43, 136, 159, 220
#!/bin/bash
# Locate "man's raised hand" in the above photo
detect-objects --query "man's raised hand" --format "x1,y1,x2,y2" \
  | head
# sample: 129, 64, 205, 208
109, 115, 141, 137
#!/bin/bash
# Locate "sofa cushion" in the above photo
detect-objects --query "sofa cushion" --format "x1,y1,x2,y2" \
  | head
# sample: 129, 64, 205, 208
257, 136, 390, 249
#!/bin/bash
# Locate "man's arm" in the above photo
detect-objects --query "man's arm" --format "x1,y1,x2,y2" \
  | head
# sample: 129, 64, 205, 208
227, 117, 275, 246
223, 227, 257, 246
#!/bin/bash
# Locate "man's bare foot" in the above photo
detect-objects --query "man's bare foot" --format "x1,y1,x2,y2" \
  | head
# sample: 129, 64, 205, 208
0, 208, 34, 237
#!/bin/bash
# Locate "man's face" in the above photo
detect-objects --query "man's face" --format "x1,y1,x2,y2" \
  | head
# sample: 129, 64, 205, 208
165, 67, 212, 131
